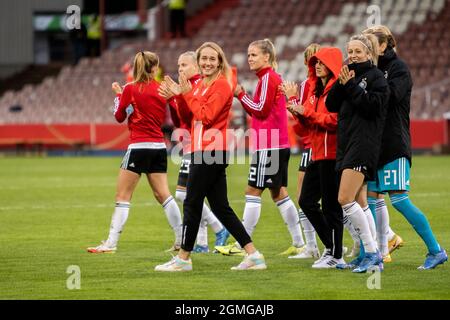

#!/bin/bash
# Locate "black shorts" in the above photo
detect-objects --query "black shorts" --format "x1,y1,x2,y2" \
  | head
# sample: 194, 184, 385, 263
339, 164, 371, 182
177, 153, 191, 187
298, 148, 312, 172
248, 148, 290, 189
120, 148, 167, 174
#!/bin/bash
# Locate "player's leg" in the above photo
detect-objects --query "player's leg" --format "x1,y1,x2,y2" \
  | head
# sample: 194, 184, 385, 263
368, 189, 392, 261
386, 158, 446, 269
271, 186, 305, 255
352, 184, 378, 263
215, 150, 266, 256
175, 154, 210, 252
87, 150, 141, 253
205, 163, 266, 270
339, 168, 382, 273
299, 161, 334, 266
295, 151, 319, 258
155, 157, 212, 272
242, 150, 265, 238
357, 184, 377, 250
147, 172, 183, 251
268, 148, 305, 255
369, 166, 403, 261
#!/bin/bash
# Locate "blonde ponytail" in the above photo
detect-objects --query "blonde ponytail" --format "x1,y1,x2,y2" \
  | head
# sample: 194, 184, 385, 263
133, 51, 159, 83
363, 25, 397, 52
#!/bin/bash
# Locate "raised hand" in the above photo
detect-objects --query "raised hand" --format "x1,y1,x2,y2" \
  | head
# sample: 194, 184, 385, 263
234, 83, 244, 97
338, 65, 355, 85
165, 75, 182, 96
281, 81, 299, 99
158, 76, 182, 99
178, 74, 192, 94
112, 82, 122, 94
158, 81, 173, 100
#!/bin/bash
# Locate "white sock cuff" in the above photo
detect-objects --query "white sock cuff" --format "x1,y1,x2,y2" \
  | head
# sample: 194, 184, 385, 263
175, 189, 187, 202
376, 198, 386, 207
245, 195, 261, 208
276, 196, 291, 207
162, 196, 175, 208
115, 201, 130, 208
342, 201, 359, 216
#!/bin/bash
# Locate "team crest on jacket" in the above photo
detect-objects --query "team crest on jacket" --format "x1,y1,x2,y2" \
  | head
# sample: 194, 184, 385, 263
384, 70, 389, 79
309, 95, 316, 104
358, 78, 368, 90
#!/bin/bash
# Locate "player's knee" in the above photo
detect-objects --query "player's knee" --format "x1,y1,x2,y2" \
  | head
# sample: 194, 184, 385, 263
338, 193, 354, 207
153, 191, 169, 205
245, 186, 262, 197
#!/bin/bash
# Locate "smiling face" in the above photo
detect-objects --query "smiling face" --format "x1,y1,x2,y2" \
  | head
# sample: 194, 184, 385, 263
198, 46, 220, 78
178, 55, 198, 80
347, 40, 371, 64
247, 45, 270, 72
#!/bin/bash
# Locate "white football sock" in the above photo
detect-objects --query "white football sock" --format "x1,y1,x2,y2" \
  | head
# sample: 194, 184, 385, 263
362, 205, 377, 246
176, 188, 222, 233
195, 218, 208, 247
343, 214, 361, 245
175, 188, 186, 203
106, 201, 130, 247
376, 199, 390, 256
342, 201, 377, 253
299, 209, 317, 250
162, 196, 183, 245
202, 203, 223, 233
387, 226, 396, 241
242, 195, 262, 237
277, 197, 305, 248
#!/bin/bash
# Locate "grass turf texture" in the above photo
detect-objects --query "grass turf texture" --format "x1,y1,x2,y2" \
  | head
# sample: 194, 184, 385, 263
0, 155, 449, 300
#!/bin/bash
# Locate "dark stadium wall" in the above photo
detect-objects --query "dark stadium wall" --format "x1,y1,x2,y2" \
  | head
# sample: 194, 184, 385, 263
0, 0, 83, 79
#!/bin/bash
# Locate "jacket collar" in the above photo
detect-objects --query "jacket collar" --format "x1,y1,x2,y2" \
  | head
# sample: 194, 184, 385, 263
348, 60, 373, 76
190, 74, 202, 84
378, 48, 396, 70
256, 67, 272, 78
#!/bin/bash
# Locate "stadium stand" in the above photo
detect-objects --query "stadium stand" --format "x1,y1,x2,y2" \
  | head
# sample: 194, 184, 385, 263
0, 0, 449, 127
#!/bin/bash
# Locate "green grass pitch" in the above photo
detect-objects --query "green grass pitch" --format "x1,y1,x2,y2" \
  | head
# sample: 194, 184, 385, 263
0, 155, 449, 300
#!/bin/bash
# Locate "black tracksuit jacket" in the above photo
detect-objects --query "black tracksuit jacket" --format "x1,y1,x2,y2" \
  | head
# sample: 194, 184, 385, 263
376, 48, 413, 167
326, 61, 390, 180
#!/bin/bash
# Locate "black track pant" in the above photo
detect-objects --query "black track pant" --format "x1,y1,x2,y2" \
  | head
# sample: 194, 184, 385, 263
181, 151, 252, 252
299, 160, 343, 259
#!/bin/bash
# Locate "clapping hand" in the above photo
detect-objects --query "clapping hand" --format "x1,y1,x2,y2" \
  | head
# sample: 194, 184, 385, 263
280, 81, 299, 99
178, 74, 192, 94
338, 65, 355, 85
287, 103, 305, 117
159, 76, 181, 100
